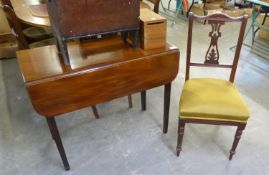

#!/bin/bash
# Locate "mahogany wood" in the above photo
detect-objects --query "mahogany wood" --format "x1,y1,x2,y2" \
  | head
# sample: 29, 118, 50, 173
17, 36, 179, 170
177, 12, 249, 160
185, 12, 248, 83
17, 37, 179, 117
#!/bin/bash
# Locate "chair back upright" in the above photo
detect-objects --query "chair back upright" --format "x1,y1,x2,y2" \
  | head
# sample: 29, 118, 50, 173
1, 0, 13, 8
185, 12, 248, 83
1, 5, 29, 49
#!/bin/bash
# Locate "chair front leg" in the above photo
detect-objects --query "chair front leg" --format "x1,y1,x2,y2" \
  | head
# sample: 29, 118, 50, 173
229, 123, 246, 160
176, 119, 186, 156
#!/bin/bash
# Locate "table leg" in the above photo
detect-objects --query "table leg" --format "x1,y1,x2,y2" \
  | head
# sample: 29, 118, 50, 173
141, 91, 146, 111
128, 95, 133, 108
163, 83, 171, 133
91, 106, 100, 119
46, 117, 70, 171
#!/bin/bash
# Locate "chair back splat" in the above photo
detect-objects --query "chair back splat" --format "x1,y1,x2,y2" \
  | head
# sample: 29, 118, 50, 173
185, 12, 248, 82
1, 0, 13, 8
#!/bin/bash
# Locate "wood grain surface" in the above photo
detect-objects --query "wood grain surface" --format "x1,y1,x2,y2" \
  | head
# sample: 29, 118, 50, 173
17, 36, 180, 117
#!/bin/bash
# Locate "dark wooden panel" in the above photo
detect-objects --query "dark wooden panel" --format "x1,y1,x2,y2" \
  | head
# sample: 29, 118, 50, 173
46, 0, 140, 37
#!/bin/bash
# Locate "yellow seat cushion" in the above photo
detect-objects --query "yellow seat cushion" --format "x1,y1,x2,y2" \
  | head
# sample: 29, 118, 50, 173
179, 78, 249, 122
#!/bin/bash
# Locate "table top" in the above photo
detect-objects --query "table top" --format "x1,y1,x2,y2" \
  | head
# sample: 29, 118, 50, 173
246, 0, 269, 7
11, 0, 50, 28
17, 36, 179, 116
17, 36, 178, 83
12, 0, 152, 28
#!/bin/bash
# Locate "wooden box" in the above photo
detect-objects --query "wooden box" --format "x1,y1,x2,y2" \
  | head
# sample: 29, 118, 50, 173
140, 9, 167, 50
46, 0, 140, 65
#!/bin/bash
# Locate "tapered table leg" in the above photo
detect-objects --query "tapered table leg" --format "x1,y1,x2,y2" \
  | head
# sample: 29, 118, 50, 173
141, 91, 146, 111
46, 117, 70, 171
91, 105, 100, 119
163, 83, 171, 133
128, 95, 133, 108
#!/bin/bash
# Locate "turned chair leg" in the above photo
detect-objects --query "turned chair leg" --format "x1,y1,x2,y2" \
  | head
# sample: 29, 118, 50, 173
91, 105, 100, 119
176, 119, 186, 156
229, 124, 246, 160
141, 91, 146, 111
128, 95, 133, 108
46, 117, 70, 171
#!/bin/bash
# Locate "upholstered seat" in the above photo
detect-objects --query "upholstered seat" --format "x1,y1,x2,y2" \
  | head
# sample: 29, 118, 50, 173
179, 78, 249, 122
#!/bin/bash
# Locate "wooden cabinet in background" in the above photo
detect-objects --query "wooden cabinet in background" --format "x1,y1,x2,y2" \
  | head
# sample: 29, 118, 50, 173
46, 0, 140, 65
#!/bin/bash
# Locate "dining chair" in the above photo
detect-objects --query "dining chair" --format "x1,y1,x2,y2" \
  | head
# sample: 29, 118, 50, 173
1, 0, 52, 40
140, 0, 161, 13
176, 12, 249, 160
1, 4, 55, 49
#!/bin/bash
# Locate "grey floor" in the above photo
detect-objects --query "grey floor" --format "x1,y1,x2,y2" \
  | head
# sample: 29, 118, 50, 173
1, 8, 269, 175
